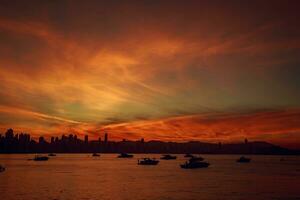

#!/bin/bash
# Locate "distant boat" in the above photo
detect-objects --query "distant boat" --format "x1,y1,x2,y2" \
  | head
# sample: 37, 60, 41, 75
92, 153, 100, 157
118, 153, 134, 158
184, 153, 194, 158
33, 155, 49, 161
48, 153, 56, 156
160, 154, 177, 160
189, 156, 204, 162
138, 158, 159, 165
0, 165, 5, 172
237, 156, 251, 163
181, 160, 210, 169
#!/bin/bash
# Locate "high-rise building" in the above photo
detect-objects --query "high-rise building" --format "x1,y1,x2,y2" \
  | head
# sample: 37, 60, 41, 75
84, 135, 88, 144
5, 128, 14, 140
104, 133, 108, 143
39, 136, 45, 144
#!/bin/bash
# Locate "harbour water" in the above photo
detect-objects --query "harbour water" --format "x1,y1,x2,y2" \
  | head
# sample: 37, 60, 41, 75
0, 154, 300, 200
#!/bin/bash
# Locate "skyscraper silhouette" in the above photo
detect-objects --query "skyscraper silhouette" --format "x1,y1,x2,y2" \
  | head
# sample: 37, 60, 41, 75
104, 133, 108, 143
84, 135, 88, 144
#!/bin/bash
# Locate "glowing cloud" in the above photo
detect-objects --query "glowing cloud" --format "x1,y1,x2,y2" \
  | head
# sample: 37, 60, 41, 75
0, 1, 299, 148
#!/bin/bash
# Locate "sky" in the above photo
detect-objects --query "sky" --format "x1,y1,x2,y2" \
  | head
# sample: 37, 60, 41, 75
0, 0, 300, 148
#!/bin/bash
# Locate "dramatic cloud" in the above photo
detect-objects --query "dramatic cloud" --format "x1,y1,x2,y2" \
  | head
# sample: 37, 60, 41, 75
0, 0, 299, 148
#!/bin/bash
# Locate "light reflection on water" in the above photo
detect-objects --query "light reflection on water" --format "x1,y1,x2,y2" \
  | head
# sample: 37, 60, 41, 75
0, 154, 300, 200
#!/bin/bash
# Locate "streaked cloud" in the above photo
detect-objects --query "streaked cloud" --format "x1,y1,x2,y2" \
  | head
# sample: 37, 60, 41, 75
0, 0, 299, 148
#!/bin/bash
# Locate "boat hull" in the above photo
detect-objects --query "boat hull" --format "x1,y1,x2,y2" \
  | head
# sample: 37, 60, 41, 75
160, 155, 177, 160
0, 166, 5, 172
34, 157, 49, 161
180, 162, 210, 169
138, 161, 159, 165
118, 154, 134, 158
138, 159, 159, 165
236, 157, 251, 163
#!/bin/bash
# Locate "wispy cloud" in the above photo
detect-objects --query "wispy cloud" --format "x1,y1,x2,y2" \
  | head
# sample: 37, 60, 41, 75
0, 1, 299, 147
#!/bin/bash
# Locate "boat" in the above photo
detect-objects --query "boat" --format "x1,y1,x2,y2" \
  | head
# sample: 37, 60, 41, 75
236, 156, 251, 163
117, 153, 134, 158
92, 153, 100, 157
180, 160, 210, 169
0, 165, 5, 172
189, 156, 204, 162
184, 153, 194, 158
160, 154, 177, 160
138, 158, 159, 165
33, 155, 49, 161
48, 153, 56, 156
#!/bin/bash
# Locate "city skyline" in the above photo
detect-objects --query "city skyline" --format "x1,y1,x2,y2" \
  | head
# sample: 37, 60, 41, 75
1, 128, 297, 154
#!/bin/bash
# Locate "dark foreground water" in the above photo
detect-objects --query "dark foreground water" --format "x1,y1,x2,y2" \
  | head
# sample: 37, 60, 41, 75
0, 154, 300, 200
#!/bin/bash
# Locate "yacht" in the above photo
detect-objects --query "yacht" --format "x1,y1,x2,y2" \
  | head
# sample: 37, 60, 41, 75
184, 153, 194, 158
181, 159, 210, 169
0, 165, 5, 172
117, 153, 134, 158
237, 156, 251, 163
160, 154, 177, 160
92, 153, 100, 157
33, 155, 49, 161
138, 158, 159, 165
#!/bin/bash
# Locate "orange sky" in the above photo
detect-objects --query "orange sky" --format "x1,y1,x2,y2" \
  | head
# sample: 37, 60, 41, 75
0, 0, 300, 148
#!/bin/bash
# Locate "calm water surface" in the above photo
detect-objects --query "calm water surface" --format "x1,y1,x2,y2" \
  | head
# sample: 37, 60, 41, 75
0, 154, 300, 200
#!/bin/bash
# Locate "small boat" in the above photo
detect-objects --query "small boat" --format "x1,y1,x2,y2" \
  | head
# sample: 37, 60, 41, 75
33, 155, 49, 161
237, 156, 251, 163
92, 153, 100, 157
160, 154, 177, 160
0, 165, 5, 172
48, 153, 56, 156
181, 160, 210, 169
118, 153, 134, 158
138, 158, 159, 165
189, 156, 204, 162
184, 153, 194, 158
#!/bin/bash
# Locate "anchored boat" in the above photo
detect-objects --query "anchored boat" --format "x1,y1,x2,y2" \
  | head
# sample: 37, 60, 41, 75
33, 155, 49, 161
181, 160, 210, 169
138, 158, 159, 165
184, 153, 194, 158
118, 153, 134, 158
160, 154, 177, 160
0, 165, 5, 172
237, 156, 251, 163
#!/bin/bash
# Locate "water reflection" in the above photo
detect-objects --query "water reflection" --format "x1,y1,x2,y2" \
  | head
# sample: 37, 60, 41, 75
0, 154, 300, 200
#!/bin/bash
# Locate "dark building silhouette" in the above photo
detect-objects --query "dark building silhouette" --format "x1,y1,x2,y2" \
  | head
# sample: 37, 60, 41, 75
51, 137, 55, 144
0, 129, 298, 154
104, 133, 108, 143
39, 136, 45, 144
84, 135, 88, 144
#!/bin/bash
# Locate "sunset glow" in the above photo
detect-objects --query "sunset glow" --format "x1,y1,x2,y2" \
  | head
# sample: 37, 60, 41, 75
0, 1, 299, 148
